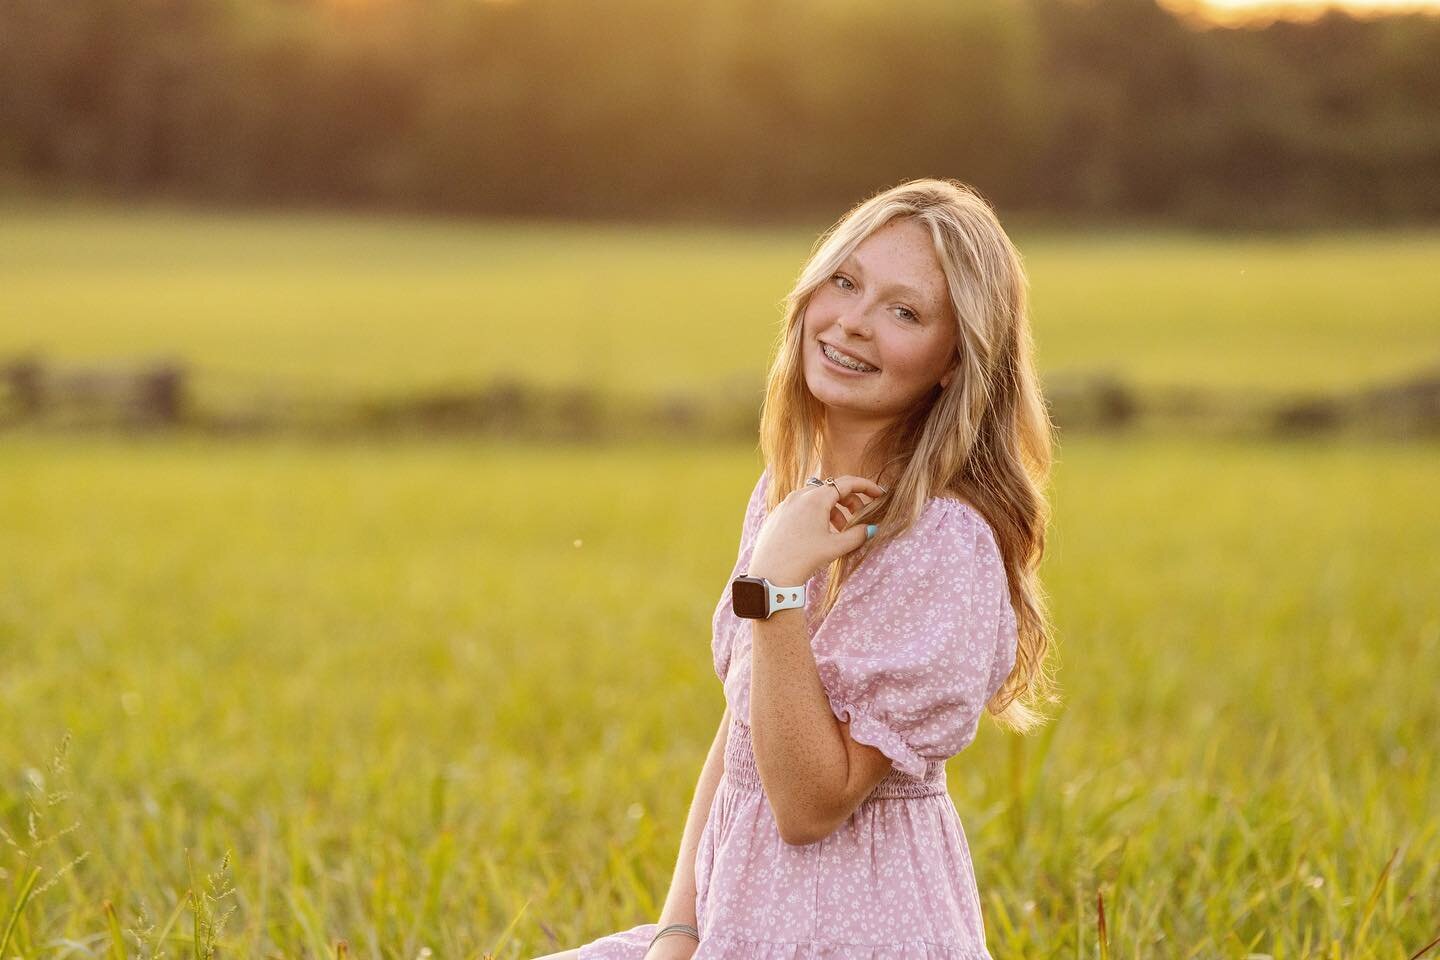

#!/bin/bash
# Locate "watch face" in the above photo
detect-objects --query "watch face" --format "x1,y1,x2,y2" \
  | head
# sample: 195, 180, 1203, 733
731, 577, 769, 619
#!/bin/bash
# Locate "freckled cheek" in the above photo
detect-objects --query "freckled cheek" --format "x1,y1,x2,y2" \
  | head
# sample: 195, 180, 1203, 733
875, 346, 926, 383
802, 299, 835, 336
887, 338, 955, 386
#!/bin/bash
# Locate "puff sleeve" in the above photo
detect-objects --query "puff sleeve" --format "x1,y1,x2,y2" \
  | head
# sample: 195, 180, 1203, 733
710, 468, 770, 683
812, 498, 1019, 778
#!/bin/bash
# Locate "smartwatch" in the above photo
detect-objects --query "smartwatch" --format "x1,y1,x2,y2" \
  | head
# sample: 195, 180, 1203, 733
731, 576, 807, 619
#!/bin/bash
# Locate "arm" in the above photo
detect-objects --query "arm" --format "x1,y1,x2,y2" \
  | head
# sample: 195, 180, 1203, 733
655, 704, 731, 928
750, 609, 894, 846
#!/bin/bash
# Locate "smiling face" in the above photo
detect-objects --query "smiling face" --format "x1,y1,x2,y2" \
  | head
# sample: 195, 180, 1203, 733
801, 216, 959, 423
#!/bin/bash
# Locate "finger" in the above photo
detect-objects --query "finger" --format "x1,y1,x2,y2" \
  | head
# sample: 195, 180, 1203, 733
837, 520, 871, 553
819, 475, 887, 503
828, 500, 853, 532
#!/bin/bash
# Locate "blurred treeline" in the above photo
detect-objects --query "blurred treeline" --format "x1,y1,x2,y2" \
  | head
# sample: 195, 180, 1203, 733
2, 0, 1439, 226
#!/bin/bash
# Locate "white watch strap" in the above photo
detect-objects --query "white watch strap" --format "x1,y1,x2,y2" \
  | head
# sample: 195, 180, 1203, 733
764, 579, 806, 615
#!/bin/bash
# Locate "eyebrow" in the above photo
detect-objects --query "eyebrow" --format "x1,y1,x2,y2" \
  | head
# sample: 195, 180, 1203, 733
841, 252, 934, 307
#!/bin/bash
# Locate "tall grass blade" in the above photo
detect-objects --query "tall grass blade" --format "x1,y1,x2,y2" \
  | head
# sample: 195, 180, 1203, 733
103, 898, 129, 960
1354, 846, 1398, 947
0, 865, 42, 956
1096, 889, 1109, 960
486, 896, 532, 960
1409, 929, 1440, 960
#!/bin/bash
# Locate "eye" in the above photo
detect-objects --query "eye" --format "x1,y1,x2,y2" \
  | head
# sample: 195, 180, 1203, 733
895, 306, 919, 323
831, 273, 854, 291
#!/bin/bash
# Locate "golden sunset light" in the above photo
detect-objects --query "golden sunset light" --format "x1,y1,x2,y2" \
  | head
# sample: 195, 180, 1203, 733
3, 0, 1438, 956
1163, 0, 1440, 23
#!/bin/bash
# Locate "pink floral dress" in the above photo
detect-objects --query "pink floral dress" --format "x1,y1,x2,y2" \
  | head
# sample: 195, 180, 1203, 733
578, 469, 1019, 959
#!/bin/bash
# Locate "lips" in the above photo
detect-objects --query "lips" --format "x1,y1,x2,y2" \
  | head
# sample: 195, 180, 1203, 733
819, 340, 879, 372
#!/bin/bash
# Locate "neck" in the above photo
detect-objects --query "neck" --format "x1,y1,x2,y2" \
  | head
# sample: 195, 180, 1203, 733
814, 408, 894, 483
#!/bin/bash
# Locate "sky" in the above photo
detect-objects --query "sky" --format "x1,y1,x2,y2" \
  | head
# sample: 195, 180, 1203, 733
1161, 0, 1440, 23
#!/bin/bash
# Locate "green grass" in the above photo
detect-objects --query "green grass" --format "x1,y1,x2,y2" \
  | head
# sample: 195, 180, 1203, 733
1, 433, 1436, 958
2, 203, 1439, 410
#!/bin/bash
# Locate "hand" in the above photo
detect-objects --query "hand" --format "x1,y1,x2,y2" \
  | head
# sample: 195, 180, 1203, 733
747, 475, 885, 586
642, 931, 699, 960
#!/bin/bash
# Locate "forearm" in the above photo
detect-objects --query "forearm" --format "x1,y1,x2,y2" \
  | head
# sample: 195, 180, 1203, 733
749, 608, 848, 844
657, 706, 730, 926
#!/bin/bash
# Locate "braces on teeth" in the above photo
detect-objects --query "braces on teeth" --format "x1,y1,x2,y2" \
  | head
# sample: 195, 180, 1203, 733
823, 342, 878, 372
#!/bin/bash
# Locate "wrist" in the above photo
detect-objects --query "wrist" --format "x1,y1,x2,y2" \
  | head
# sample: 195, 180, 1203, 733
744, 566, 810, 586
648, 921, 700, 953
732, 571, 808, 620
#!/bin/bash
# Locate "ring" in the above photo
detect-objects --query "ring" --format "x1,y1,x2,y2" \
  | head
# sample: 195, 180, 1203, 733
805, 476, 824, 487
823, 477, 839, 490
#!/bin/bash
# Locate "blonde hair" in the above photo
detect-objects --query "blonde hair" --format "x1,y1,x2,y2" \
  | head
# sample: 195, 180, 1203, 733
758, 177, 1058, 733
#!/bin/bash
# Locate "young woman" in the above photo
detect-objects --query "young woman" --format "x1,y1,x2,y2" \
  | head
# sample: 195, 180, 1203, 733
538, 178, 1055, 960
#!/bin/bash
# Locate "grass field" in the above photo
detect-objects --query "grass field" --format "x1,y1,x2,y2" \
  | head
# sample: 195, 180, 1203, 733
3, 203, 1439, 409
1, 432, 1437, 958
2, 203, 1436, 957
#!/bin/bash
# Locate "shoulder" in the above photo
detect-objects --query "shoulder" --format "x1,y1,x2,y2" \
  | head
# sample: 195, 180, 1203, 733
907, 495, 1000, 556
929, 495, 1000, 553
856, 495, 1002, 585
747, 467, 770, 515
736, 467, 770, 540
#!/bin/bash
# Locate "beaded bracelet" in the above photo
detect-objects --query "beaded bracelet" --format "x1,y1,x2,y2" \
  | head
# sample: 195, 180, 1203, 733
647, 922, 700, 951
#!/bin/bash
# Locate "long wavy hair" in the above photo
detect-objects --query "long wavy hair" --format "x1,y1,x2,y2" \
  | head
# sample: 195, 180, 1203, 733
758, 177, 1057, 733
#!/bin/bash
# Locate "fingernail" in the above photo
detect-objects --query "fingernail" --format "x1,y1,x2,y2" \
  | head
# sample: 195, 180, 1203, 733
865, 524, 877, 540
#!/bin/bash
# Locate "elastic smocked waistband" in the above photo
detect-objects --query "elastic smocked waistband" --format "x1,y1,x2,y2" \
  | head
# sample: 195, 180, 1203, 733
724, 717, 948, 800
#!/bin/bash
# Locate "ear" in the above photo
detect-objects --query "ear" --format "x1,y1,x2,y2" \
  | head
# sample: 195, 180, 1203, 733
939, 360, 959, 390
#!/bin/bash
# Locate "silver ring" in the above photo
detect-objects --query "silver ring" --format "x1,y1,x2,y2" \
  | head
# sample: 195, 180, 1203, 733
823, 477, 839, 491
805, 476, 825, 487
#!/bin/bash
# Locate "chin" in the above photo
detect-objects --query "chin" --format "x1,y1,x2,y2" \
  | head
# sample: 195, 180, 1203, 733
801, 367, 842, 404
803, 379, 862, 413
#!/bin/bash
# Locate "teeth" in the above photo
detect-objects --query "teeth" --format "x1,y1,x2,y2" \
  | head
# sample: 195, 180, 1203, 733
822, 342, 878, 372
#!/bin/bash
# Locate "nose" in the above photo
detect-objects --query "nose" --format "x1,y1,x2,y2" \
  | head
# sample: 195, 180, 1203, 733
836, 309, 871, 339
